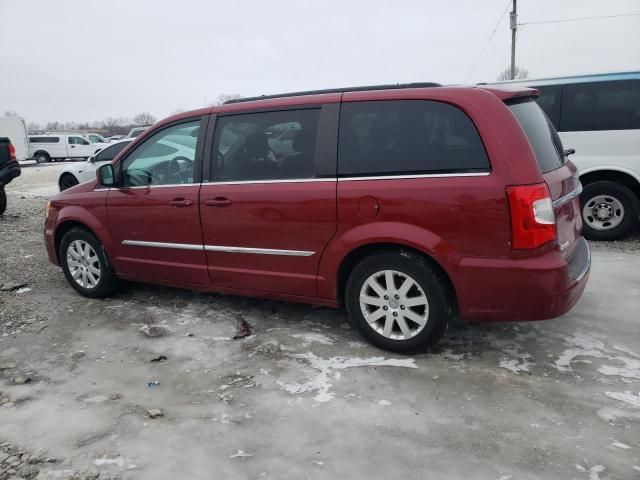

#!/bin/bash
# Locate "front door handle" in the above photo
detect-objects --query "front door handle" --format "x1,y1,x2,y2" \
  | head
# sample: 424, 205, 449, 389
168, 198, 194, 207
205, 197, 232, 207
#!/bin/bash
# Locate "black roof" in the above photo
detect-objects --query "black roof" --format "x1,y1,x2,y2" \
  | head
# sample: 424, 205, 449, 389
224, 82, 442, 104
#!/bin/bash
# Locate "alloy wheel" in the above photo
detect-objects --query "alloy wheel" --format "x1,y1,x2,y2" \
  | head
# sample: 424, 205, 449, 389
67, 240, 101, 289
359, 269, 429, 340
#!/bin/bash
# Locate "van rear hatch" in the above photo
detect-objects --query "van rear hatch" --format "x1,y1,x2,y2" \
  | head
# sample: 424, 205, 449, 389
507, 98, 582, 259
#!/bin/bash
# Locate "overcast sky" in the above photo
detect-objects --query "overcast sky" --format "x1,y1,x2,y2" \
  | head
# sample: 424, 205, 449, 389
1, 0, 638, 124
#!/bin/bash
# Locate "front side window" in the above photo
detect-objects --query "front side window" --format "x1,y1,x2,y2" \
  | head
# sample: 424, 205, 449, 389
121, 121, 199, 187
560, 80, 640, 132
89, 134, 105, 143
338, 100, 490, 177
211, 109, 320, 182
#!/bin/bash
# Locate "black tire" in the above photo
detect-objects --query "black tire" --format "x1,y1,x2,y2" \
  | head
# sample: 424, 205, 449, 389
345, 251, 451, 354
59, 173, 79, 191
580, 181, 639, 241
59, 227, 118, 298
0, 187, 6, 216
34, 151, 50, 164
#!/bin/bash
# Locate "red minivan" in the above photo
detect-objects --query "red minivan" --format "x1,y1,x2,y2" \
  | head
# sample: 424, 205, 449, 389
44, 83, 590, 353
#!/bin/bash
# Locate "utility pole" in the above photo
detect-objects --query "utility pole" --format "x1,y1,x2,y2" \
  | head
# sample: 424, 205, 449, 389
510, 0, 517, 79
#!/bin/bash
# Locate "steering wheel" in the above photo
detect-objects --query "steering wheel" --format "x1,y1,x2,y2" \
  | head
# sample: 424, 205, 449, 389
167, 156, 193, 183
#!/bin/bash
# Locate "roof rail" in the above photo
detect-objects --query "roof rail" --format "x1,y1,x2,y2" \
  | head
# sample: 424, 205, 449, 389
224, 82, 442, 104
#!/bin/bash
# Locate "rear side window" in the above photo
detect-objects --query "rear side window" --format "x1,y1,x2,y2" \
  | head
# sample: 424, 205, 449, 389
30, 136, 59, 143
338, 100, 489, 177
508, 98, 564, 173
560, 80, 640, 131
211, 109, 320, 182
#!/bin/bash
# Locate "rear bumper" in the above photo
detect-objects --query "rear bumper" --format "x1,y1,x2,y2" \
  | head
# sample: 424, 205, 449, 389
455, 237, 591, 323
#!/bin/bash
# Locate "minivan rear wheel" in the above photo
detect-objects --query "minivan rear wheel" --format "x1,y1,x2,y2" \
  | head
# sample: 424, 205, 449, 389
581, 181, 639, 241
345, 252, 450, 354
60, 228, 118, 298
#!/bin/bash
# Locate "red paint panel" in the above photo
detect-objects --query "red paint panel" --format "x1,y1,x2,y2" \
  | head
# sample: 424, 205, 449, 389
199, 180, 337, 297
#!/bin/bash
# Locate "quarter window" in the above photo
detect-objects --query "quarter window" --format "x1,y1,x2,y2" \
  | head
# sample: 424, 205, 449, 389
560, 80, 640, 131
211, 109, 320, 182
338, 100, 490, 177
120, 121, 200, 187
29, 137, 60, 143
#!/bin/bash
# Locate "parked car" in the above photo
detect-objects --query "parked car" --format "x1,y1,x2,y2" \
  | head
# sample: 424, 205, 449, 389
0, 117, 31, 161
0, 137, 22, 215
491, 71, 640, 240
86, 133, 111, 144
126, 126, 150, 138
44, 83, 590, 353
29, 133, 101, 163
57, 139, 132, 191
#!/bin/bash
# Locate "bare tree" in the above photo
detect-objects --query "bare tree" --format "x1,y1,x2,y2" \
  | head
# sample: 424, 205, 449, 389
497, 66, 530, 81
27, 122, 41, 133
213, 93, 243, 106
133, 112, 156, 126
3, 110, 20, 117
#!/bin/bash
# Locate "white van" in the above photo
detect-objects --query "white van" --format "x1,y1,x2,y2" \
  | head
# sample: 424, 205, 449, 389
0, 117, 31, 161
491, 72, 640, 240
29, 133, 100, 163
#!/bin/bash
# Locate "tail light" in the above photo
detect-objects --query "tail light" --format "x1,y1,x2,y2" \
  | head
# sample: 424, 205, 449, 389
8, 143, 16, 161
506, 183, 556, 249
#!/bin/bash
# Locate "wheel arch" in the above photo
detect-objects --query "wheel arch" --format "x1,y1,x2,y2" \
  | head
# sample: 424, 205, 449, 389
335, 242, 458, 311
53, 211, 114, 265
579, 168, 640, 198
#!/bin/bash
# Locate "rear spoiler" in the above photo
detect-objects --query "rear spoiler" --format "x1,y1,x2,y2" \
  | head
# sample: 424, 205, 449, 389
475, 85, 540, 101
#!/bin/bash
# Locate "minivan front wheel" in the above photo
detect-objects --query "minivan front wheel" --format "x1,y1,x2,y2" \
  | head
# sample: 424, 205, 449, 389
60, 228, 118, 298
345, 252, 451, 354
581, 181, 639, 241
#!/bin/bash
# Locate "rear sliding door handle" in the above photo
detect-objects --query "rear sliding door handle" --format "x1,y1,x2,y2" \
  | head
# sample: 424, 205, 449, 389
168, 198, 194, 207
205, 198, 232, 207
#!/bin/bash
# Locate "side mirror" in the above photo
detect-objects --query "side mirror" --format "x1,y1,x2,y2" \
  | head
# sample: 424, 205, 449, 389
564, 148, 576, 157
97, 164, 116, 187
88, 155, 96, 163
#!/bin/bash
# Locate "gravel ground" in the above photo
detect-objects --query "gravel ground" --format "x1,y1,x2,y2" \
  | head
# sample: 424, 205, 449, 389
0, 165, 639, 480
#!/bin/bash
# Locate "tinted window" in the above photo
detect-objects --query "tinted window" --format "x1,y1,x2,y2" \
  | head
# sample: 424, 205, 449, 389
121, 121, 199, 187
212, 109, 320, 181
338, 100, 489, 177
560, 80, 640, 132
30, 136, 59, 143
95, 141, 130, 162
533, 85, 562, 129
508, 98, 564, 173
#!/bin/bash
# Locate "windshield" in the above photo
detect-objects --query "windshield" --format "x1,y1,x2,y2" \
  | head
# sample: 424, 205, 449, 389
507, 98, 565, 173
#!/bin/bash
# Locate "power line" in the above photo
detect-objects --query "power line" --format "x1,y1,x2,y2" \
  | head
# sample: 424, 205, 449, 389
519, 12, 640, 25
464, 0, 512, 83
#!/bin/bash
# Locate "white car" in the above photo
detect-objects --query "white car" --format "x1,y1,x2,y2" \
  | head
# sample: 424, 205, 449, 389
29, 133, 101, 163
58, 139, 132, 190
86, 133, 111, 144
491, 71, 640, 240
57, 135, 196, 191
126, 126, 150, 138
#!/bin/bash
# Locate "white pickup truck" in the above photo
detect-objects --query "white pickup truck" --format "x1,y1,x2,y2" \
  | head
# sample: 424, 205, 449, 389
29, 133, 101, 163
